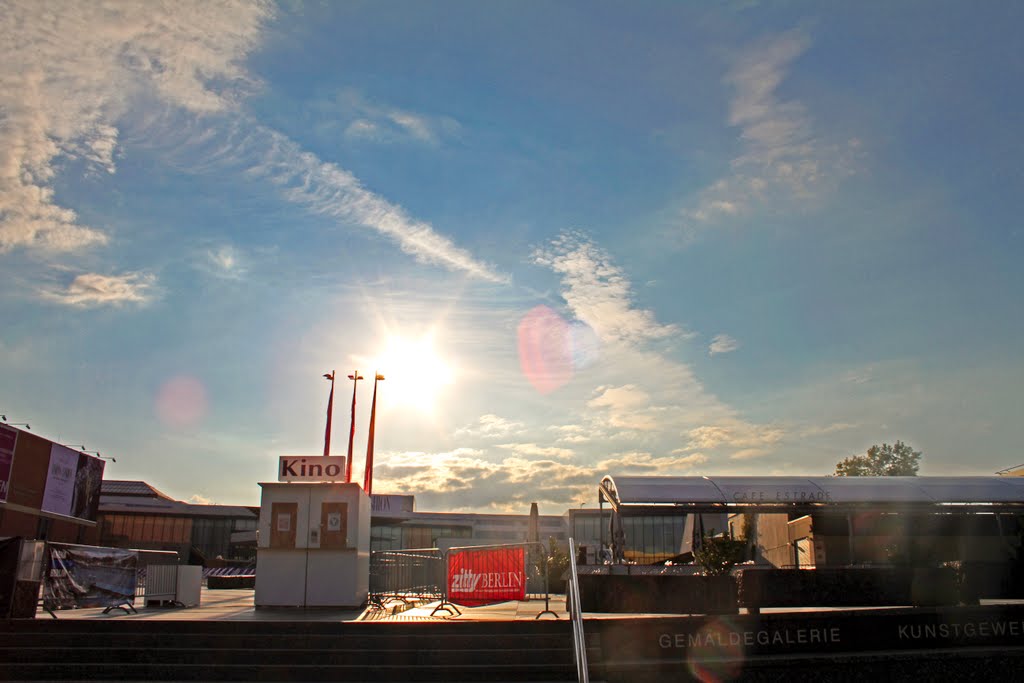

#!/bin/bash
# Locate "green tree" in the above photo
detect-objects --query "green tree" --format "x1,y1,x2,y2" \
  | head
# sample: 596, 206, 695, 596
693, 530, 746, 576
834, 441, 922, 476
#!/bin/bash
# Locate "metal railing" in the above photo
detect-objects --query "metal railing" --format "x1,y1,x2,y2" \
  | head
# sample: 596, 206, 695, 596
369, 547, 445, 609
132, 549, 180, 600
568, 537, 590, 683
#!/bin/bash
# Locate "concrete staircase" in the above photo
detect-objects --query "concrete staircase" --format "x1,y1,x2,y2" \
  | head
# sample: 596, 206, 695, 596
0, 618, 597, 681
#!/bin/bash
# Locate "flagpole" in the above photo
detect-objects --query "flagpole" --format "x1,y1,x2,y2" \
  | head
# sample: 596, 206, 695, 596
363, 373, 384, 493
322, 371, 335, 457
345, 370, 363, 482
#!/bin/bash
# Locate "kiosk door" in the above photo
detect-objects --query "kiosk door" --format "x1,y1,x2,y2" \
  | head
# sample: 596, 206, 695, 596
270, 502, 298, 549
320, 502, 348, 549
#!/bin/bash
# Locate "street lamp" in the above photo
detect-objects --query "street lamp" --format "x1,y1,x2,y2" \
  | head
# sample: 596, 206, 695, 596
323, 371, 335, 457
345, 371, 364, 483
0, 415, 30, 430
66, 446, 114, 462
363, 373, 384, 494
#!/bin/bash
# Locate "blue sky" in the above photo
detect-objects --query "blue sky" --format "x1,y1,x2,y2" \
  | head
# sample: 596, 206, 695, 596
2, 1, 1022, 513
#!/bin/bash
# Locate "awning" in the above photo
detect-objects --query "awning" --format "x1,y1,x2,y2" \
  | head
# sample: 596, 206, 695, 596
599, 475, 1024, 513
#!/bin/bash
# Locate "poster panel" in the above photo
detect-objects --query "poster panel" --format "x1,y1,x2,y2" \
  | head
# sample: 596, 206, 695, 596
71, 453, 105, 520
40, 444, 79, 516
0, 424, 17, 503
447, 546, 526, 606
44, 543, 137, 610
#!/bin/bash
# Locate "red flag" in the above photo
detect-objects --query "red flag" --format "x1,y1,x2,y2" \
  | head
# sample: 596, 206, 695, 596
363, 374, 383, 493
323, 372, 334, 457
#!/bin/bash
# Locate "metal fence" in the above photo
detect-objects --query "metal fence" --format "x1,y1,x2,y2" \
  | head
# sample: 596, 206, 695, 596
369, 547, 445, 608
369, 541, 559, 618
132, 549, 180, 600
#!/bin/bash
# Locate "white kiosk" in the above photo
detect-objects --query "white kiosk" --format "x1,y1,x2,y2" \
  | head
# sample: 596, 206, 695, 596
254, 456, 371, 608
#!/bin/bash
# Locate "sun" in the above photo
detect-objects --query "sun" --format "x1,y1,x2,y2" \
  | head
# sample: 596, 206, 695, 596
366, 332, 455, 415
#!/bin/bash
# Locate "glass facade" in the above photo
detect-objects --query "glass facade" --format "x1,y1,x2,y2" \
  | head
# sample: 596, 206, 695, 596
570, 512, 611, 546
370, 523, 472, 551
100, 514, 192, 545
620, 514, 688, 564
98, 513, 257, 562
570, 510, 689, 564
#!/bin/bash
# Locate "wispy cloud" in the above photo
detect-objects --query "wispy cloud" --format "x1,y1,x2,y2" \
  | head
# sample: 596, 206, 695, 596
709, 333, 740, 356
0, 0, 272, 254
455, 414, 526, 439
496, 443, 575, 460
249, 127, 507, 282
533, 231, 687, 346
685, 30, 858, 229
587, 384, 659, 431
549, 424, 594, 444
41, 271, 156, 307
596, 451, 708, 474
334, 89, 460, 146
531, 232, 786, 468
157, 120, 507, 283
372, 448, 594, 512
799, 421, 857, 437
684, 420, 785, 459
200, 245, 247, 280
2, 1, 503, 289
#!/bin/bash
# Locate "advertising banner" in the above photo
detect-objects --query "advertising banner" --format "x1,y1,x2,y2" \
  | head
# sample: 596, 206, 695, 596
71, 453, 104, 520
39, 445, 105, 521
40, 444, 79, 516
0, 424, 17, 503
447, 546, 526, 606
44, 543, 137, 610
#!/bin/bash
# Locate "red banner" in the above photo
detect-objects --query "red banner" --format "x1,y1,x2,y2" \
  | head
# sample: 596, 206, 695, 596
447, 546, 526, 606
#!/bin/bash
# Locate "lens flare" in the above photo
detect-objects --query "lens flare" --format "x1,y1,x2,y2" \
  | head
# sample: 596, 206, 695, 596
154, 375, 208, 428
517, 305, 599, 394
686, 617, 745, 682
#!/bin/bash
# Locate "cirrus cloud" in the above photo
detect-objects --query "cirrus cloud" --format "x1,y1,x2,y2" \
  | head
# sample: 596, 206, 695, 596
41, 271, 156, 307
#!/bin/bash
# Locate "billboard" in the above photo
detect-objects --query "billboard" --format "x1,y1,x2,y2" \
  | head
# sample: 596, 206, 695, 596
40, 444, 105, 521
370, 494, 414, 515
0, 424, 17, 503
447, 546, 526, 606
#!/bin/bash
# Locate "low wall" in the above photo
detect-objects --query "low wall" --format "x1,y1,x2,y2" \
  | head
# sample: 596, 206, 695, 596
590, 604, 1024, 683
735, 566, 959, 609
578, 573, 737, 614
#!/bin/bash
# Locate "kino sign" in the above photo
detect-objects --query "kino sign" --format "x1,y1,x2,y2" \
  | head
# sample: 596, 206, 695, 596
278, 456, 347, 482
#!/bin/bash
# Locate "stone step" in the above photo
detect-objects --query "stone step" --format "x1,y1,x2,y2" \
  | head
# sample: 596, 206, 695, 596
2, 645, 585, 666
1, 662, 582, 682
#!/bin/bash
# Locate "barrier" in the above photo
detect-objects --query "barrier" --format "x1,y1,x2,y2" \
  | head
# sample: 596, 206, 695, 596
368, 541, 559, 619
369, 547, 445, 609
43, 542, 138, 616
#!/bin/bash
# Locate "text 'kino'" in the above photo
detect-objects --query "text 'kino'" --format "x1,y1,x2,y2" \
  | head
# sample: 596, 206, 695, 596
278, 456, 346, 482
451, 569, 523, 593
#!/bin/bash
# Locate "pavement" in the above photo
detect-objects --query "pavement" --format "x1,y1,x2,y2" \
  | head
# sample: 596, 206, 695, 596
36, 588, 569, 622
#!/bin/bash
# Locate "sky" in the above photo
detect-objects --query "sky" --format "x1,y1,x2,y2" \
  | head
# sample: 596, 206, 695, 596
2, 1, 1022, 514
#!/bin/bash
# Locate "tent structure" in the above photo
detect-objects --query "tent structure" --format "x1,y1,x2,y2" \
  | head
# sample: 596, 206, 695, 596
595, 475, 1024, 566
599, 475, 1024, 513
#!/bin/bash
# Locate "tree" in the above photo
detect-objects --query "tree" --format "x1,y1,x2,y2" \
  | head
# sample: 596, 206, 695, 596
693, 530, 747, 576
834, 441, 922, 476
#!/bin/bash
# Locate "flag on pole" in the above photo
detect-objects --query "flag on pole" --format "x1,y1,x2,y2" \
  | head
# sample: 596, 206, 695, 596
323, 372, 334, 457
